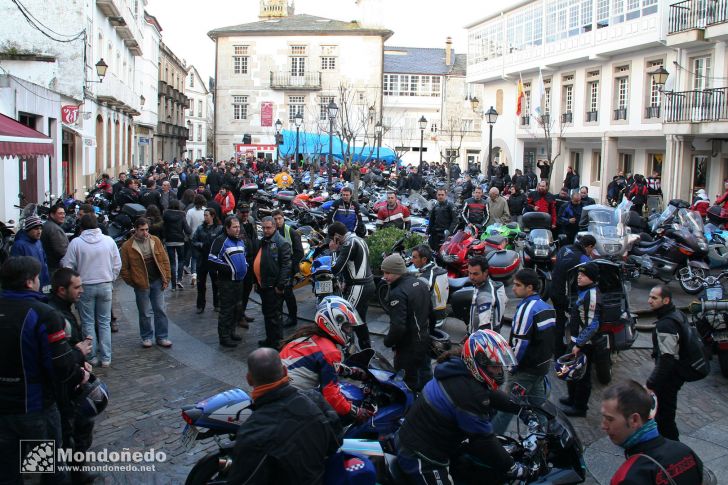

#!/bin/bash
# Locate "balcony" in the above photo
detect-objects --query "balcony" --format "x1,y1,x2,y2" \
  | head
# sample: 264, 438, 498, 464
645, 106, 661, 119
106, 6, 143, 56
269, 71, 321, 90
96, 0, 121, 18
520, 116, 530, 126
613, 108, 628, 120
561, 112, 573, 124
94, 72, 141, 116
664, 88, 728, 122
586, 111, 599, 122
666, 0, 728, 45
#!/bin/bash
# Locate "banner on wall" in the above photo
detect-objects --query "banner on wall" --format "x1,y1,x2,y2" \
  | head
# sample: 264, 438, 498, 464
261, 102, 273, 127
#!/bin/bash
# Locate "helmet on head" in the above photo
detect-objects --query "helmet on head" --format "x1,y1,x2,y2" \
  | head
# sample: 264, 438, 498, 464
461, 330, 516, 390
75, 374, 109, 418
554, 353, 588, 382
314, 296, 363, 345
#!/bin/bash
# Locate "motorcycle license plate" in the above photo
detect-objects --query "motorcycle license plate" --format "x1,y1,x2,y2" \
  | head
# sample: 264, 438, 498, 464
534, 249, 548, 257
315, 280, 333, 295
714, 331, 728, 342
706, 287, 723, 301
181, 424, 198, 450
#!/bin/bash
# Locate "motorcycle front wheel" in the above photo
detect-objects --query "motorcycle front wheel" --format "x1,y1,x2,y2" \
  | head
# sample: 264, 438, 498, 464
678, 266, 706, 295
185, 451, 231, 485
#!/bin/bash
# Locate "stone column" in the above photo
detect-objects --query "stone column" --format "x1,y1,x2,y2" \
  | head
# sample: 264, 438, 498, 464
601, 136, 619, 203
549, 136, 565, 193
664, 135, 694, 202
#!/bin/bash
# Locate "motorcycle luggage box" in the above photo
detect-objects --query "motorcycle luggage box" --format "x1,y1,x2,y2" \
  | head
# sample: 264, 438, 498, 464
522, 212, 552, 230
121, 203, 146, 219
276, 191, 296, 203
239, 183, 258, 196
485, 249, 520, 281
668, 199, 690, 209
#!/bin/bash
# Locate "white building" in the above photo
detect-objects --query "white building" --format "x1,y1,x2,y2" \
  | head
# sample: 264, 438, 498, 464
0, 0, 146, 220
185, 65, 213, 161
208, 0, 392, 161
134, 10, 162, 168
382, 39, 484, 169
466, 0, 677, 201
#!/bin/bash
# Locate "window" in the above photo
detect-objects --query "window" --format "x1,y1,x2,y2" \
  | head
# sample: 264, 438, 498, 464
597, 0, 609, 27
290, 45, 307, 56
570, 151, 582, 175
291, 56, 306, 76
468, 21, 504, 64
189, 73, 194, 88
197, 100, 203, 117
288, 95, 305, 122
563, 84, 573, 113
232, 95, 248, 120
619, 152, 633, 173
545, 0, 594, 42
646, 59, 663, 118
197, 124, 202, 142
445, 149, 459, 163
319, 95, 335, 121
321, 57, 336, 70
591, 151, 602, 183
544, 86, 551, 115
382, 74, 441, 97
615, 77, 628, 114
648, 153, 663, 176
692, 56, 711, 91
233, 45, 249, 74
588, 81, 599, 112
504, 3, 543, 53
611, 0, 624, 24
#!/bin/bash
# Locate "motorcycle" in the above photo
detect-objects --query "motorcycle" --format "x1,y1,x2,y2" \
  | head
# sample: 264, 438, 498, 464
577, 203, 638, 261
482, 221, 523, 250
311, 254, 340, 301
518, 212, 558, 299
687, 271, 728, 378
0, 219, 16, 264
626, 209, 710, 295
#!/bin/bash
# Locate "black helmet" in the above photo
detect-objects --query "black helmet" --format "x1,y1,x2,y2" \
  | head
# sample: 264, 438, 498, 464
707, 205, 728, 225
75, 374, 110, 418
429, 329, 452, 359
554, 353, 588, 382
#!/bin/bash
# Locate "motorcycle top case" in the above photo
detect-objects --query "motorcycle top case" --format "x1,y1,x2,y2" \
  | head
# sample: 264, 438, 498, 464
276, 191, 297, 203
522, 212, 553, 230
239, 183, 258, 196
121, 203, 146, 219
485, 249, 520, 281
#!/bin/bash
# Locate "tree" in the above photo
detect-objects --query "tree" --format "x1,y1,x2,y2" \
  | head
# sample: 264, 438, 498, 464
436, 112, 467, 190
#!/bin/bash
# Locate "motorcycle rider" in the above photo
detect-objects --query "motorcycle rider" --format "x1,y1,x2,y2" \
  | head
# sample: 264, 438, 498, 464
558, 192, 584, 244
462, 186, 488, 233
467, 255, 508, 333
328, 221, 376, 350
272, 209, 304, 328
550, 234, 596, 357
376, 191, 411, 230
427, 188, 459, 251
527, 180, 558, 229
561, 262, 603, 417
396, 330, 532, 484
601, 379, 703, 485
325, 186, 365, 237
411, 244, 449, 332
280, 296, 373, 422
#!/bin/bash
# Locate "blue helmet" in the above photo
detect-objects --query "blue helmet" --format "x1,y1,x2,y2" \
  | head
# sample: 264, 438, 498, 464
554, 353, 588, 382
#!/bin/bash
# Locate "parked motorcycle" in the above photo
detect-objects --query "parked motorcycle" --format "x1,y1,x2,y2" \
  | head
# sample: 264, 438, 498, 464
482, 221, 523, 250
577, 204, 638, 261
519, 212, 559, 299
687, 270, 728, 378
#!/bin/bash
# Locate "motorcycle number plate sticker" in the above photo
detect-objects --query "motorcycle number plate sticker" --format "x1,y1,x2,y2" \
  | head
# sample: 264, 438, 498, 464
181, 424, 199, 449
706, 287, 723, 301
315, 280, 333, 294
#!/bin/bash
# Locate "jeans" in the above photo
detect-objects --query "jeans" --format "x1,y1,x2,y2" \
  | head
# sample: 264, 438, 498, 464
196, 262, 219, 310
0, 404, 66, 485
166, 245, 184, 286
491, 371, 549, 434
77, 281, 113, 364
134, 278, 169, 341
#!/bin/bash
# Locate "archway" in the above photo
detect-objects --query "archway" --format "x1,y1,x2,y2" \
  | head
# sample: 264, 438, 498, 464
106, 118, 112, 169
115, 120, 121, 172
127, 124, 132, 166
95, 115, 104, 172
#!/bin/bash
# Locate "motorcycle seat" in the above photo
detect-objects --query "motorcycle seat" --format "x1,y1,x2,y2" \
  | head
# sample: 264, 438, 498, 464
484, 235, 506, 246
631, 244, 661, 256
448, 277, 471, 291
637, 239, 661, 248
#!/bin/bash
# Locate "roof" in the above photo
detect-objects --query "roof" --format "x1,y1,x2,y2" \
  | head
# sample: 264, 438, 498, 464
0, 113, 53, 158
208, 13, 393, 39
144, 11, 163, 33
465, 1, 533, 29
384, 47, 464, 76
187, 66, 209, 95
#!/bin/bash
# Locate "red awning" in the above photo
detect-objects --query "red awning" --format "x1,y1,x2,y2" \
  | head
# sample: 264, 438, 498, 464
0, 113, 54, 158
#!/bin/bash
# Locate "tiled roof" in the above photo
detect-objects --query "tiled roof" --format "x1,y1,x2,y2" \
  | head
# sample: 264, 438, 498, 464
208, 14, 393, 39
384, 46, 464, 75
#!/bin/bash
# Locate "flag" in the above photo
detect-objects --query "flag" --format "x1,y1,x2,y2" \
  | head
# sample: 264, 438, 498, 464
531, 70, 545, 119
516, 78, 525, 116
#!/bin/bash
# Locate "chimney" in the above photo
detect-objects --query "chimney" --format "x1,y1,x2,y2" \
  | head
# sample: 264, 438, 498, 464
445, 37, 452, 66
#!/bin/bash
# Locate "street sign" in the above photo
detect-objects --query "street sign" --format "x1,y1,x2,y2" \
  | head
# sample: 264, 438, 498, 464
138, 137, 150, 145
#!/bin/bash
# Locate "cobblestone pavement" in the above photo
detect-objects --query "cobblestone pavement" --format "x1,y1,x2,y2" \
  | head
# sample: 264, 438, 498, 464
83, 275, 727, 484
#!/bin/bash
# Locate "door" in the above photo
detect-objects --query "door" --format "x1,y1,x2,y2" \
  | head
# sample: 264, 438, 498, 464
291, 57, 305, 77
18, 157, 38, 206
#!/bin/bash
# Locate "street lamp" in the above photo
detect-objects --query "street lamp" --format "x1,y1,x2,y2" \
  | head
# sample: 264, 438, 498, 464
327, 99, 338, 186
86, 58, 108, 85
275, 118, 283, 163
650, 66, 670, 90
368, 105, 375, 122
374, 121, 383, 162
294, 112, 303, 169
418, 115, 427, 168
485, 106, 498, 180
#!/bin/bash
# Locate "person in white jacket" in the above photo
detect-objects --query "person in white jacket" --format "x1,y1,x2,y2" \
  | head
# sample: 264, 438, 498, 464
62, 214, 121, 367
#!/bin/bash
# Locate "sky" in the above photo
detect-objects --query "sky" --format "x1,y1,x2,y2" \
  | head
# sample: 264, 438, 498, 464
145, 0, 505, 82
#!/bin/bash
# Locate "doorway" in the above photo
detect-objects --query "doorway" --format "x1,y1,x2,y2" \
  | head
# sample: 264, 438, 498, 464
18, 157, 38, 205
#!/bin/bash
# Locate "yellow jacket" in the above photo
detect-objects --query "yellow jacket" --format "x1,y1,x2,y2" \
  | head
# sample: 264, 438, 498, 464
274, 172, 293, 188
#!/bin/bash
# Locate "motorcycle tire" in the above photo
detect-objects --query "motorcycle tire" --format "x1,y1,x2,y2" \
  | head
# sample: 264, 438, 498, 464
185, 451, 230, 485
718, 349, 728, 379
377, 280, 390, 314
595, 357, 613, 385
539, 276, 550, 300
678, 266, 707, 295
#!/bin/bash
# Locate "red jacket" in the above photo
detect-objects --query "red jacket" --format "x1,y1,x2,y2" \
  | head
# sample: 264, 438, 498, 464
214, 191, 235, 215
527, 191, 557, 226
376, 203, 411, 230
717, 190, 728, 209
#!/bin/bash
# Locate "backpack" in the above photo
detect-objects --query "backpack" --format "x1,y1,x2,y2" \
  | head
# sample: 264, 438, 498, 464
526, 173, 538, 190
667, 312, 710, 382
419, 266, 449, 316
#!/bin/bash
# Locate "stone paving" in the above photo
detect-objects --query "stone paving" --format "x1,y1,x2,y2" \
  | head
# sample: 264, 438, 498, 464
82, 274, 728, 484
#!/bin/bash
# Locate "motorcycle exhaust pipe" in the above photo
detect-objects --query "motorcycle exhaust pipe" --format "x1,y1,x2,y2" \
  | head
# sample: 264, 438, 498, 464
688, 300, 728, 314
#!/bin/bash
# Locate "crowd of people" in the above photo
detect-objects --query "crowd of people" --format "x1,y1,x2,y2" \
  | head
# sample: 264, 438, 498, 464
0, 154, 712, 485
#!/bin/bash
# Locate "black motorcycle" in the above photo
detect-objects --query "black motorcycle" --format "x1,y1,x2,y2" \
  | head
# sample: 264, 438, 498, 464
688, 270, 728, 378
518, 212, 559, 299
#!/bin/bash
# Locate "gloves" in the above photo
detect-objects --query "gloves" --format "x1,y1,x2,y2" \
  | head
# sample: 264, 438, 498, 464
506, 462, 530, 480
519, 410, 539, 427
336, 363, 368, 381
349, 404, 375, 423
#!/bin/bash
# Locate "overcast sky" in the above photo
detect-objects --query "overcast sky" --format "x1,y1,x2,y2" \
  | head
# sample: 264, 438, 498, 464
146, 0, 505, 82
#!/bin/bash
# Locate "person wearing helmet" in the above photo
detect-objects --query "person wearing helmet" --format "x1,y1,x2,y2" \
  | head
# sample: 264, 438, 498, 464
280, 296, 373, 422
467, 255, 508, 333
690, 189, 710, 218
397, 330, 532, 484
561, 262, 603, 417
601, 380, 703, 485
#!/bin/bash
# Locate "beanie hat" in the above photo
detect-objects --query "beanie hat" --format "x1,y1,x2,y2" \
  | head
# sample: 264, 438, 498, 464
577, 262, 599, 283
24, 215, 43, 231
381, 254, 407, 275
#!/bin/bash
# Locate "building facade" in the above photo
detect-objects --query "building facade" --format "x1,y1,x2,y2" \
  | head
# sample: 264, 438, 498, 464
185, 65, 213, 161
466, 0, 679, 201
134, 10, 162, 168
382, 39, 483, 169
156, 41, 189, 162
208, 2, 392, 161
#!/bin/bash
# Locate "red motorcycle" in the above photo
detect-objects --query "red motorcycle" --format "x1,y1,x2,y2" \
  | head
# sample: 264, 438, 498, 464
438, 225, 513, 278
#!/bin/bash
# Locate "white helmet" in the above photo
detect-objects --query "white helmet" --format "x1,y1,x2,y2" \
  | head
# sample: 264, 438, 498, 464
314, 296, 363, 345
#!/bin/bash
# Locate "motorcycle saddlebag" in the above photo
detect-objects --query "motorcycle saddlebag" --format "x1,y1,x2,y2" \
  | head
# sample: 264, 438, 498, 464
486, 249, 520, 282
121, 203, 146, 219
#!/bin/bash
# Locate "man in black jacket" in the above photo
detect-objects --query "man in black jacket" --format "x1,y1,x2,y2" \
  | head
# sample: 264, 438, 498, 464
602, 380, 702, 485
253, 217, 292, 348
0, 257, 88, 484
462, 186, 488, 231
236, 204, 258, 325
381, 254, 431, 391
273, 210, 303, 328
227, 348, 341, 484
646, 285, 687, 441
325, 187, 365, 236
41, 204, 70, 274
115, 177, 141, 208
139, 179, 162, 208
427, 189, 459, 251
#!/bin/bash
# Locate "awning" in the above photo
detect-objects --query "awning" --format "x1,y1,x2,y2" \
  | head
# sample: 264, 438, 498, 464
0, 113, 54, 158
278, 130, 397, 163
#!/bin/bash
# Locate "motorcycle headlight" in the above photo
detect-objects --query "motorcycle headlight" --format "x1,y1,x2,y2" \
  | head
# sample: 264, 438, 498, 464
440, 254, 456, 263
604, 243, 621, 254
698, 241, 708, 251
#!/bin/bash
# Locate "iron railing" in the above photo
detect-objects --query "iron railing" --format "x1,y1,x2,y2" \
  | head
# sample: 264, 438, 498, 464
562, 112, 573, 123
586, 110, 599, 122
520, 115, 530, 126
669, 0, 728, 34
664, 87, 728, 122
645, 106, 661, 118
614, 108, 628, 120
269, 71, 321, 90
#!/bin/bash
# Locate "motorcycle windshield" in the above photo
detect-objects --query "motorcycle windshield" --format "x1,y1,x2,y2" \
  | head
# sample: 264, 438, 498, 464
651, 205, 677, 232
406, 193, 429, 212
441, 231, 467, 254
588, 209, 618, 225
528, 229, 553, 246
589, 222, 623, 238
678, 209, 705, 235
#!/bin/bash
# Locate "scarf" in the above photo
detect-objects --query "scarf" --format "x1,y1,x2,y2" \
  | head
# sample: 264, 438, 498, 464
251, 374, 290, 402
620, 419, 659, 450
